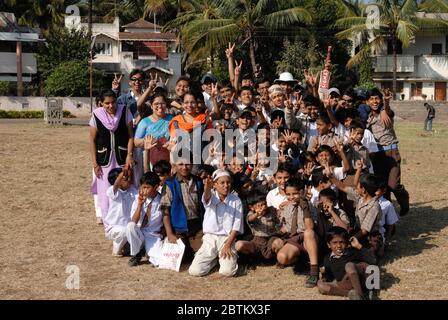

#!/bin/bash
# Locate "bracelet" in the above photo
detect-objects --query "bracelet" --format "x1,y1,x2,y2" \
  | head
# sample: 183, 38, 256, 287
127, 152, 133, 157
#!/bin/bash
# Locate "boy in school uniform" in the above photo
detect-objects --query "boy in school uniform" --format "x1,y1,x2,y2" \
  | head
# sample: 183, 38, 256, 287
161, 157, 205, 262
318, 226, 377, 300
366, 88, 409, 216
276, 178, 320, 288
104, 168, 138, 256
325, 163, 382, 247
266, 164, 291, 210
189, 169, 244, 277
235, 192, 284, 261
126, 172, 164, 267
345, 120, 373, 175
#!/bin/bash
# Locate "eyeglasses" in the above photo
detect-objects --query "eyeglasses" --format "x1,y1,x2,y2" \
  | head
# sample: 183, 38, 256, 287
131, 77, 144, 82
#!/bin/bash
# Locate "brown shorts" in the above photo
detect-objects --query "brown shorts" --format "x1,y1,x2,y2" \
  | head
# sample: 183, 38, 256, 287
284, 232, 307, 255
328, 262, 369, 295
250, 236, 280, 260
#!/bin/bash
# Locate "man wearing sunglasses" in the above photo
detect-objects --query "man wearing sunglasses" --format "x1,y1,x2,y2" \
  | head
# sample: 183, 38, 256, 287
113, 69, 154, 122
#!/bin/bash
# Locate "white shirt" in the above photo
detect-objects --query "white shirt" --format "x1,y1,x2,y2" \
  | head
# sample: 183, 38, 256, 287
266, 187, 288, 209
202, 190, 244, 236
307, 121, 318, 145
104, 186, 138, 229
378, 196, 399, 239
310, 187, 320, 206
362, 129, 379, 153
203, 91, 213, 112
130, 193, 163, 237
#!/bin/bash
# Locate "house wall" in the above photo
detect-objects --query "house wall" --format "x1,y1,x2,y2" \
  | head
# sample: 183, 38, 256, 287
0, 52, 37, 75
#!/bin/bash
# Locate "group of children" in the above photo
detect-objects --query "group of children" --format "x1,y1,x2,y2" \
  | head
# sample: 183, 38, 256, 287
89, 56, 409, 300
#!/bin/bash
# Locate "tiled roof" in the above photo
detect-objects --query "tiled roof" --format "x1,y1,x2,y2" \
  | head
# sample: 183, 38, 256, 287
119, 32, 176, 41
123, 18, 160, 29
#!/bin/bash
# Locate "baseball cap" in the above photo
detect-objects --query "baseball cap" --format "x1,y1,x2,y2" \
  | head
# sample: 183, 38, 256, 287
201, 73, 217, 84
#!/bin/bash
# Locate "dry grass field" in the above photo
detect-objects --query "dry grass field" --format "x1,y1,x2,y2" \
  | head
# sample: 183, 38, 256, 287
0, 114, 447, 300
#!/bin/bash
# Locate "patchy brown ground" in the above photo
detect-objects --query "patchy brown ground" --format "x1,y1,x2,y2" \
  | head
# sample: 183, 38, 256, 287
0, 112, 447, 300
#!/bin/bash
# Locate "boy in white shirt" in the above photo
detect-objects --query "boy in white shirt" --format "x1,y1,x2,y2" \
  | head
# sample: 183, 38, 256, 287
376, 179, 399, 246
189, 169, 244, 277
104, 168, 138, 256
266, 164, 291, 210
126, 172, 164, 267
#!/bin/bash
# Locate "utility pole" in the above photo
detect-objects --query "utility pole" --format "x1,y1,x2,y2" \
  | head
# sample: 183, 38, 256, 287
88, 0, 93, 113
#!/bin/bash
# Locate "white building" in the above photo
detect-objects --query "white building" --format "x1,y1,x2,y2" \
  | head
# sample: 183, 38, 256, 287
0, 12, 41, 96
65, 16, 181, 94
372, 13, 448, 101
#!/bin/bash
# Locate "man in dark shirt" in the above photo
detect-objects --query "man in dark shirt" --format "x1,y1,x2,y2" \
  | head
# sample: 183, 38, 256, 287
424, 103, 435, 132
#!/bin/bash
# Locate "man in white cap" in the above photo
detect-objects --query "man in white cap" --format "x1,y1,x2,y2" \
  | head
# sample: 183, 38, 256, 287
274, 72, 298, 97
189, 169, 244, 277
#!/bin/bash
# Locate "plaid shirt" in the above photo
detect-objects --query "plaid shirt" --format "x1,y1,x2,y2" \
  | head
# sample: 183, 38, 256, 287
346, 187, 381, 232
247, 207, 280, 237
160, 174, 200, 220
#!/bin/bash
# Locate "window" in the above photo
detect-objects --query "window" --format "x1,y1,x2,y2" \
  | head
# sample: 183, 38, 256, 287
432, 43, 443, 55
411, 82, 423, 97
95, 42, 112, 56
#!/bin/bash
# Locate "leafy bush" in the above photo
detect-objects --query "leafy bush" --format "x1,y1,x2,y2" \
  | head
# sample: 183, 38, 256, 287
0, 81, 10, 95
0, 110, 75, 118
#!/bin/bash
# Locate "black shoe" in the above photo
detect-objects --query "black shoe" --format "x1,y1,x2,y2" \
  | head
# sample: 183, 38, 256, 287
128, 247, 145, 267
305, 275, 319, 288
128, 255, 141, 267
400, 205, 409, 216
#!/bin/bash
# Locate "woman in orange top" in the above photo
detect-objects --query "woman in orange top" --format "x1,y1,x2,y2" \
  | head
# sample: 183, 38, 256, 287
169, 92, 212, 138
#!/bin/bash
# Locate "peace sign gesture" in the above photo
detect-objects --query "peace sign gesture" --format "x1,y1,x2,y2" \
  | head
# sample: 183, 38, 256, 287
234, 60, 243, 78
112, 73, 123, 91
226, 42, 235, 59
210, 82, 218, 99
304, 69, 319, 88
148, 73, 158, 91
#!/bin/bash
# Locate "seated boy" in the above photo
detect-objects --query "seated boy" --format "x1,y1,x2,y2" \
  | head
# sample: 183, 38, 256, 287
316, 188, 350, 235
189, 169, 244, 277
266, 163, 291, 210
276, 178, 320, 288
126, 172, 164, 267
104, 168, 138, 256
325, 163, 382, 248
318, 226, 377, 300
235, 192, 284, 261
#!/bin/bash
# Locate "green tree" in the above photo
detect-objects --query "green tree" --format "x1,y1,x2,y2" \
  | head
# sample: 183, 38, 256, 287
335, 0, 448, 98
275, 39, 309, 80
37, 27, 92, 80
44, 60, 105, 96
358, 56, 376, 89
179, 0, 312, 73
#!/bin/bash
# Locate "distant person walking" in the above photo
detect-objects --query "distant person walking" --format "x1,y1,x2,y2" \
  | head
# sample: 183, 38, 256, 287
424, 103, 435, 131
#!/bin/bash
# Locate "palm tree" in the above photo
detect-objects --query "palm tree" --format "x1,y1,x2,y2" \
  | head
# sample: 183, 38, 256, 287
177, 0, 312, 74
421, 0, 448, 13
335, 0, 448, 99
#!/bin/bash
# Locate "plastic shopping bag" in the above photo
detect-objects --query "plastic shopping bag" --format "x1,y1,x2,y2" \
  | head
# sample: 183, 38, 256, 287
158, 238, 185, 272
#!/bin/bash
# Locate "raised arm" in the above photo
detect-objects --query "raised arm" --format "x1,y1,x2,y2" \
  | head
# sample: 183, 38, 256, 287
226, 43, 236, 85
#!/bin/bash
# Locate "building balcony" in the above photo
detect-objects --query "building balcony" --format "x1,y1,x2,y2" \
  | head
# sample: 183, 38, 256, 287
374, 55, 415, 72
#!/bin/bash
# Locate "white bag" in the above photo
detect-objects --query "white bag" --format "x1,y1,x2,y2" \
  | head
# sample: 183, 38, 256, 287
158, 238, 185, 272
